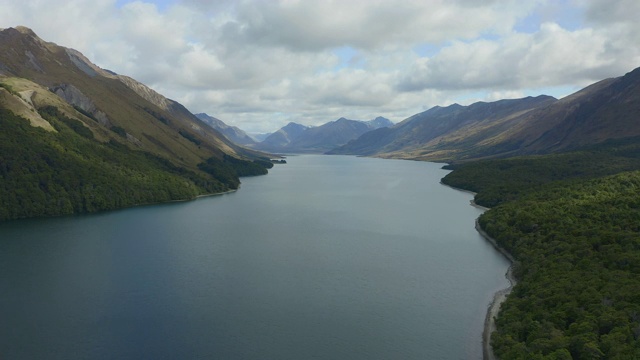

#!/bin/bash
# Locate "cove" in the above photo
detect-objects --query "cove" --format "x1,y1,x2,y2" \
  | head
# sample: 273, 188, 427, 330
0, 155, 510, 359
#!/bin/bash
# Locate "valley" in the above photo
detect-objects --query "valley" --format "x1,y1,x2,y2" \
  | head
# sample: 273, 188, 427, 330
1, 17, 640, 360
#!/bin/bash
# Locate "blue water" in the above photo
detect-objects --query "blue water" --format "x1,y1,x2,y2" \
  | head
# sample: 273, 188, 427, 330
0, 155, 509, 359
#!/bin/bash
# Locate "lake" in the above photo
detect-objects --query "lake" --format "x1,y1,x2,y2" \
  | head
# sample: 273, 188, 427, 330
0, 155, 510, 359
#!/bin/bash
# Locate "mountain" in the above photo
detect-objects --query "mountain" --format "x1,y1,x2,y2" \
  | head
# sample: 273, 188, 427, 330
195, 113, 256, 146
254, 122, 310, 152
0, 26, 252, 164
254, 116, 393, 153
364, 116, 394, 129
332, 67, 640, 161
329, 96, 556, 159
499, 68, 640, 154
282, 117, 372, 153
0, 26, 272, 220
250, 132, 272, 142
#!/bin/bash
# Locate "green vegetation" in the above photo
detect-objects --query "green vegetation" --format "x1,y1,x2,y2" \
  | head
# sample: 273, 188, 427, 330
443, 143, 640, 359
179, 129, 202, 145
482, 172, 640, 359
40, 106, 94, 139
197, 154, 271, 189
442, 138, 640, 208
0, 82, 19, 96
0, 107, 266, 221
72, 105, 99, 122
110, 125, 127, 137
142, 106, 170, 125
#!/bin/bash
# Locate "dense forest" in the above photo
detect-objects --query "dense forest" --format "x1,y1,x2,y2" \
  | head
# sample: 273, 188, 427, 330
0, 107, 271, 221
442, 138, 640, 208
442, 145, 640, 359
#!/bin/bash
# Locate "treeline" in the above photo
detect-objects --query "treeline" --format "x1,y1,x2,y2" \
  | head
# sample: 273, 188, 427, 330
0, 107, 269, 221
443, 145, 640, 359
442, 138, 640, 207
198, 154, 272, 189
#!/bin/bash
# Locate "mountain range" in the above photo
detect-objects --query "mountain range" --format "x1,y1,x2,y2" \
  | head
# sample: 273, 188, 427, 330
330, 68, 640, 161
253, 116, 393, 153
2, 25, 640, 220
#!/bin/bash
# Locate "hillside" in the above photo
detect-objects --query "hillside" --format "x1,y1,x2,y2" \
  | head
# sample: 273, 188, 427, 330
195, 113, 256, 146
0, 26, 272, 220
254, 116, 392, 153
256, 122, 310, 152
504, 68, 640, 154
329, 96, 557, 159
0, 26, 264, 166
331, 67, 640, 161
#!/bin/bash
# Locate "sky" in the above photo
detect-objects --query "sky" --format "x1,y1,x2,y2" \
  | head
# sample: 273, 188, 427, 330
1, 0, 639, 133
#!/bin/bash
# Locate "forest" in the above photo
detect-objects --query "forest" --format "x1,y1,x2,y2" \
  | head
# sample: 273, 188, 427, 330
442, 143, 640, 359
0, 107, 270, 221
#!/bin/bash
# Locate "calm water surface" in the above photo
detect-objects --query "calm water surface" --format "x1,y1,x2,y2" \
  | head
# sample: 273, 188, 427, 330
0, 155, 509, 359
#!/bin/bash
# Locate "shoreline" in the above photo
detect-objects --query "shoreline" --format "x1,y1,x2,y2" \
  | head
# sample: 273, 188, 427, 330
134, 188, 238, 207
193, 188, 238, 199
475, 219, 516, 360
440, 180, 515, 360
439, 181, 490, 210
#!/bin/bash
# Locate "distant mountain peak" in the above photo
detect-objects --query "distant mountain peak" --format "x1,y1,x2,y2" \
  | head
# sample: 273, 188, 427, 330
14, 26, 36, 36
254, 117, 389, 153
364, 116, 393, 129
283, 122, 308, 130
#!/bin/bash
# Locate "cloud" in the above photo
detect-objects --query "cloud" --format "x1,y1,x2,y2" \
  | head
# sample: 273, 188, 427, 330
579, 0, 640, 25
213, 0, 535, 52
1, 0, 639, 133
396, 22, 633, 92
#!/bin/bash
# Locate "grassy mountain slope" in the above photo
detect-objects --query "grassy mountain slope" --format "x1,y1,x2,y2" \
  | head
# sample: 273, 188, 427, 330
509, 68, 640, 154
195, 112, 257, 146
0, 26, 259, 169
0, 26, 272, 220
333, 67, 640, 162
330, 96, 556, 160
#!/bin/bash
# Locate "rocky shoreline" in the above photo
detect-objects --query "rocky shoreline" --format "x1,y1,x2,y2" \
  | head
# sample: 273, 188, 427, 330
475, 219, 516, 360
441, 180, 517, 359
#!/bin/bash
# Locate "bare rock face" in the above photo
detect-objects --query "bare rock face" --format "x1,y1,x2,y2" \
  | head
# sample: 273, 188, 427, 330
126, 133, 143, 147
51, 83, 112, 127
116, 75, 171, 111
24, 50, 43, 73
65, 49, 101, 78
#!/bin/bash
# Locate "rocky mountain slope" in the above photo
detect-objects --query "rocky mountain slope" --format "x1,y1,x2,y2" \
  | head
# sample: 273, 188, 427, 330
0, 26, 271, 220
329, 96, 557, 160
0, 26, 265, 167
331, 67, 640, 161
502, 68, 640, 154
195, 113, 256, 146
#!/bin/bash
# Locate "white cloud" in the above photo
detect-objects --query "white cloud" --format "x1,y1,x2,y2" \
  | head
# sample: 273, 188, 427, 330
214, 0, 535, 52
397, 21, 633, 92
1, 0, 639, 133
